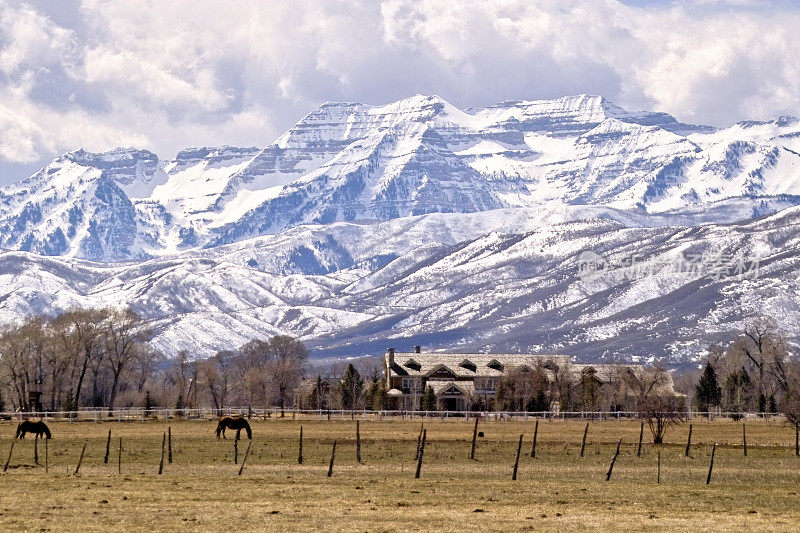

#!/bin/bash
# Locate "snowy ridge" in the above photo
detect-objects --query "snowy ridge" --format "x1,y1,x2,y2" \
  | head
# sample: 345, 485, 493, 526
1, 95, 799, 365
0, 206, 798, 366
1, 95, 798, 260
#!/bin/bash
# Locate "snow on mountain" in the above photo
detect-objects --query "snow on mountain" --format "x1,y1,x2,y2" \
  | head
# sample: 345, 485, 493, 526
0, 148, 165, 260
2, 95, 798, 260
1, 95, 798, 365
0, 206, 797, 366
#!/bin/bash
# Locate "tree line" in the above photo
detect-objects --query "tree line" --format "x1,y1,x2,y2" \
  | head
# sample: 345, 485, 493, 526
0, 308, 310, 413
1, 309, 797, 422
682, 316, 800, 422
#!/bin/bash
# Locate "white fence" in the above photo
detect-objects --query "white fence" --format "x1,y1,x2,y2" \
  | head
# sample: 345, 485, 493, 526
1, 408, 786, 422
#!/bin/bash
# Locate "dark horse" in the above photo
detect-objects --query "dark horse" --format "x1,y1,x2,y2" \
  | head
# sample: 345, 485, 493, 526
215, 416, 252, 439
15, 419, 51, 439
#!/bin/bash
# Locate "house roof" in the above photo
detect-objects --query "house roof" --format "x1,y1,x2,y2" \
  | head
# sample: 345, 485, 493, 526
567, 363, 677, 396
426, 380, 475, 397
386, 352, 571, 378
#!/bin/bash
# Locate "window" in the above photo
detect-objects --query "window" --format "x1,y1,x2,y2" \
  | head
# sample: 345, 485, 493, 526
428, 366, 456, 380
459, 359, 477, 372
475, 378, 497, 393
487, 359, 504, 372
543, 360, 559, 372
404, 359, 421, 371
402, 378, 421, 393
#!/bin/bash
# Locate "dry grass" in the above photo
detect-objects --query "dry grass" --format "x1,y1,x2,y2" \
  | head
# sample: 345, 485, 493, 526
0, 416, 797, 532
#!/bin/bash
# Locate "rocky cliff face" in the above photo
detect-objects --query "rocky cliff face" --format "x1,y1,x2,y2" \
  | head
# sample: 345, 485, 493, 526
2, 95, 797, 260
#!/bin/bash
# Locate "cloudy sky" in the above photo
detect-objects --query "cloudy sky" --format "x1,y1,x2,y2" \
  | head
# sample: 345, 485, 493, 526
1, 0, 799, 185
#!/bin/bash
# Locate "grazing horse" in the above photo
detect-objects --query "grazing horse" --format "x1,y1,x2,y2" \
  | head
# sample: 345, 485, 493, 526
15, 419, 51, 439
215, 416, 252, 439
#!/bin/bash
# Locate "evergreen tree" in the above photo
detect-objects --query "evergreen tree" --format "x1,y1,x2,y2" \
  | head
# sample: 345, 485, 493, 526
144, 390, 153, 411
175, 392, 185, 411
422, 386, 437, 411
62, 389, 75, 412
724, 367, 752, 416
695, 362, 722, 411
365, 380, 379, 410
581, 368, 598, 411
531, 389, 548, 412
314, 375, 324, 410
372, 380, 387, 410
339, 364, 364, 411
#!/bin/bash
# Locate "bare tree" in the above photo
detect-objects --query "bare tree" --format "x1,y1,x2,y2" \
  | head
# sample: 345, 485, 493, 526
131, 346, 162, 394
496, 364, 549, 411
728, 316, 790, 410
265, 335, 308, 415
103, 309, 152, 412
50, 309, 106, 409
200, 350, 234, 409
636, 367, 685, 444
0, 323, 34, 410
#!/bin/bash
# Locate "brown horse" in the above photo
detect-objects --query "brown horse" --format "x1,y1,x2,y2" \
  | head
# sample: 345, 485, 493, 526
15, 419, 51, 439
215, 416, 252, 439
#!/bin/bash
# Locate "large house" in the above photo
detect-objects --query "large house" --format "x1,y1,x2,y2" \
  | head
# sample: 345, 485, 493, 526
383, 347, 679, 411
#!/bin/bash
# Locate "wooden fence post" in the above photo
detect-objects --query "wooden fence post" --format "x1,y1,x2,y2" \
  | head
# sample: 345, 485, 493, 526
637, 421, 643, 457
74, 440, 88, 475
327, 440, 337, 477
706, 442, 716, 484
795, 423, 798, 457
512, 434, 523, 481
298, 426, 303, 464
356, 420, 362, 464
531, 420, 539, 458
685, 424, 693, 457
3, 441, 14, 472
414, 423, 423, 461
580, 422, 589, 458
742, 423, 747, 457
104, 429, 111, 464
158, 432, 166, 474
118, 437, 122, 475
237, 441, 252, 476
605, 438, 622, 481
168, 426, 173, 464
415, 429, 427, 479
657, 449, 661, 484
470, 417, 478, 460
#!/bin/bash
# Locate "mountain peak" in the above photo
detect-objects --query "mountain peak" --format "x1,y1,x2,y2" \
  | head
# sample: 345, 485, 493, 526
3, 94, 798, 261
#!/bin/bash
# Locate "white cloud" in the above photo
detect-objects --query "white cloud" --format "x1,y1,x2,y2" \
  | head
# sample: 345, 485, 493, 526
1, 0, 799, 183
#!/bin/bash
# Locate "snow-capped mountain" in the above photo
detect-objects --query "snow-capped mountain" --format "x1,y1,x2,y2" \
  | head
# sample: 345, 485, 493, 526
2, 95, 798, 260
0, 205, 797, 366
1, 95, 799, 365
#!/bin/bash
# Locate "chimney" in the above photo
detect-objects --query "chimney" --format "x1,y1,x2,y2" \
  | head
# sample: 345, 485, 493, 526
414, 345, 421, 354
387, 348, 395, 365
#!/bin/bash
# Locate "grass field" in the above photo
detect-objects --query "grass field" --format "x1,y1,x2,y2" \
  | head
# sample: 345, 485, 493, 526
0, 416, 797, 532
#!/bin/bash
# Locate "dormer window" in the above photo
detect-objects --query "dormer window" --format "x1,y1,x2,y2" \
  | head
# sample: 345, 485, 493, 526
543, 360, 559, 372
428, 365, 456, 380
459, 359, 476, 373
487, 359, 504, 372
404, 359, 421, 371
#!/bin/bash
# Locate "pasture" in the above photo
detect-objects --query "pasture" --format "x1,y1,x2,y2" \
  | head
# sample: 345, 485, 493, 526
0, 416, 798, 531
